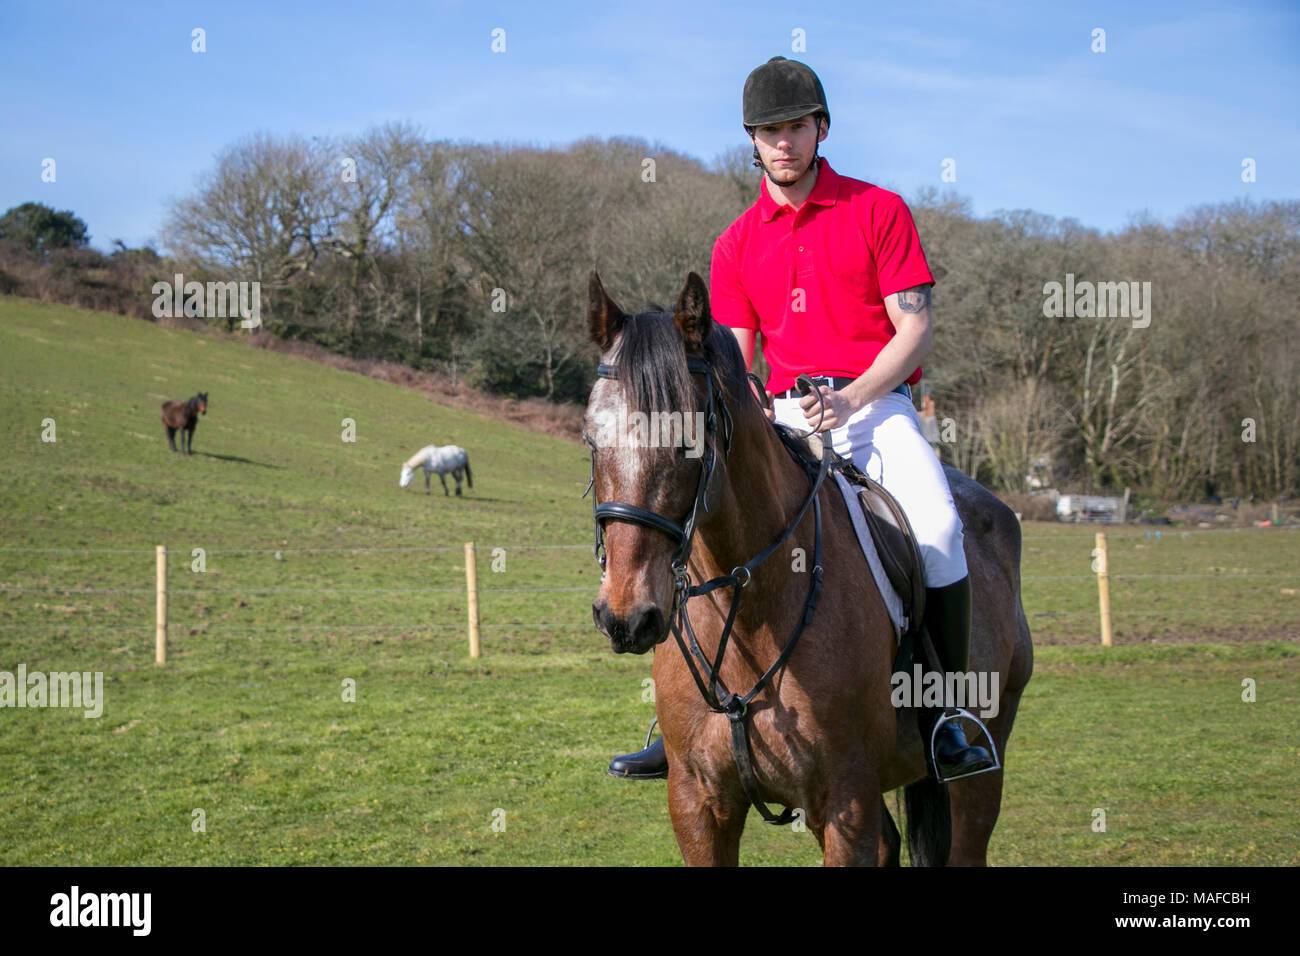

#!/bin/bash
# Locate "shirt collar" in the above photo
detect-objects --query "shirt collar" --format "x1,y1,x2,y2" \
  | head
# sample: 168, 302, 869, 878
758, 158, 839, 222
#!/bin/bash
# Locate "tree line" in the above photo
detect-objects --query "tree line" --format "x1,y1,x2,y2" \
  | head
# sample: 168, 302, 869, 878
1, 123, 1294, 501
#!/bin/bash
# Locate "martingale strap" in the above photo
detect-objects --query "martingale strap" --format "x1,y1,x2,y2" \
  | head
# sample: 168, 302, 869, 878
588, 352, 835, 826
669, 441, 832, 824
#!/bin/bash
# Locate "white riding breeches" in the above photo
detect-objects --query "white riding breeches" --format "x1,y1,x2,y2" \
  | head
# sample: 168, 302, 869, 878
772, 390, 968, 588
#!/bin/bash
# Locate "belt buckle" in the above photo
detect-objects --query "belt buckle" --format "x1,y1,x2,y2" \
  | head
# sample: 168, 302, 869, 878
786, 375, 826, 400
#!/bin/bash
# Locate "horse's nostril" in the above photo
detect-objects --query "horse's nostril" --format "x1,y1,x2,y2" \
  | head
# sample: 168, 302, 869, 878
628, 604, 666, 646
592, 598, 667, 652
592, 599, 613, 635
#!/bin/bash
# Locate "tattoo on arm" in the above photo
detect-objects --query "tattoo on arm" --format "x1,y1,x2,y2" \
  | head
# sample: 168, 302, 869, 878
895, 285, 931, 313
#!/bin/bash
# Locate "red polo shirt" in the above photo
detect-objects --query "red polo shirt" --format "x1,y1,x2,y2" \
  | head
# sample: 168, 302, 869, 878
710, 158, 934, 395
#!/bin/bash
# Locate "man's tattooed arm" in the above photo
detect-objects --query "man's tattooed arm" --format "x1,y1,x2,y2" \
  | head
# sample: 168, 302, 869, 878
894, 284, 932, 313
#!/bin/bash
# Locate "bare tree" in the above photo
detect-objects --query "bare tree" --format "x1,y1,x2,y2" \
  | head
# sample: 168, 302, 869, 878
165, 132, 331, 323
974, 376, 1068, 492
324, 122, 424, 343
710, 143, 761, 213
457, 145, 594, 399
396, 142, 472, 367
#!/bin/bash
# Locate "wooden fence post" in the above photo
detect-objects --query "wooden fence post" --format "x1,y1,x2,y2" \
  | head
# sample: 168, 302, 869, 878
155, 545, 167, 665
1094, 532, 1112, 647
465, 542, 480, 658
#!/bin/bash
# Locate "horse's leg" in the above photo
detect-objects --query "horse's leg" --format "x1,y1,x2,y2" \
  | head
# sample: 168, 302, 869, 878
946, 565, 1033, 866
666, 772, 746, 867
820, 769, 882, 866
187, 424, 195, 454
440, 474, 449, 496
453, 469, 463, 496
814, 797, 897, 865
946, 685, 1025, 866
425, 470, 431, 494
946, 769, 1003, 866
166, 426, 176, 452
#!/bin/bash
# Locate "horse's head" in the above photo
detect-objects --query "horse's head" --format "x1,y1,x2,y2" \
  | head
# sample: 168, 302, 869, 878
584, 271, 746, 654
197, 393, 208, 415
399, 463, 414, 488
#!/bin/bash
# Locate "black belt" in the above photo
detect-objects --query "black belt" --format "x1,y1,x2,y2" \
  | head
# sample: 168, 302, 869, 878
775, 377, 911, 401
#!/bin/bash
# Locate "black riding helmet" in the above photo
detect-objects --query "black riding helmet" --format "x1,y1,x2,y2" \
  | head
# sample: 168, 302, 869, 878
742, 56, 829, 185
743, 56, 830, 129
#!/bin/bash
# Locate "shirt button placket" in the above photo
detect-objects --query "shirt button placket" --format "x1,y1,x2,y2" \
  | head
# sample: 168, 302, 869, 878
794, 220, 810, 277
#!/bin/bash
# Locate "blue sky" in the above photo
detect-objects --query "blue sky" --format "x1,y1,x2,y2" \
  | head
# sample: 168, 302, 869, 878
1, 0, 1295, 252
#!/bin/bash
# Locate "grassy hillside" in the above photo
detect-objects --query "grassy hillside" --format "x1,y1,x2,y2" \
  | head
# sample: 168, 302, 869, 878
1, 297, 1296, 865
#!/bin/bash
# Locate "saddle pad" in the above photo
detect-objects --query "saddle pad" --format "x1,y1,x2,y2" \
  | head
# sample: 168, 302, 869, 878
832, 471, 909, 640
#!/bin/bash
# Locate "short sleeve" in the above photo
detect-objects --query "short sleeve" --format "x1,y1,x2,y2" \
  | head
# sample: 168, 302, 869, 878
871, 193, 935, 300
709, 230, 759, 331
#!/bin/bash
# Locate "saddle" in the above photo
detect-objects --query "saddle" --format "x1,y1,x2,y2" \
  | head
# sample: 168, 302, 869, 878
773, 425, 926, 638
758, 388, 1003, 785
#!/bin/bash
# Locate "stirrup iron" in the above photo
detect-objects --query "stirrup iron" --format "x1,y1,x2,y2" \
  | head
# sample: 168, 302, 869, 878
929, 707, 1001, 784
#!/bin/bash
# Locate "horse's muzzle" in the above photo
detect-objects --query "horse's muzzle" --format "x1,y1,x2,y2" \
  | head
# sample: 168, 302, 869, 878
592, 598, 668, 654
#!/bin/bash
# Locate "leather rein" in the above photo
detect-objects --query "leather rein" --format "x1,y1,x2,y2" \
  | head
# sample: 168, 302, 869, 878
585, 355, 836, 824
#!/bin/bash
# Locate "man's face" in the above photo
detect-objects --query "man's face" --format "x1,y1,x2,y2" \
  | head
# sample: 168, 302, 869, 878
751, 114, 827, 184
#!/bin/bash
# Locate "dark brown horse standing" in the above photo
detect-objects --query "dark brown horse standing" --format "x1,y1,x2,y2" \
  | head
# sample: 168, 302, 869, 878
161, 393, 208, 454
584, 272, 1033, 866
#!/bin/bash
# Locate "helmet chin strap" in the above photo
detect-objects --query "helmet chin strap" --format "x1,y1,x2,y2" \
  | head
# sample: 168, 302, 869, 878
754, 146, 821, 189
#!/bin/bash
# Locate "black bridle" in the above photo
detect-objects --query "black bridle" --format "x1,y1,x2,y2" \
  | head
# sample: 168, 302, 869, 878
586, 357, 731, 582
585, 354, 836, 824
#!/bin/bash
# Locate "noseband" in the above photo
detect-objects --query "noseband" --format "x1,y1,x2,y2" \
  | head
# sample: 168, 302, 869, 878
585, 352, 836, 824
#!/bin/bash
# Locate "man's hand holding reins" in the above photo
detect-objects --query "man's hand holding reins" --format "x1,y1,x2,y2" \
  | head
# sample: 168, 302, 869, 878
799, 384, 859, 431
799, 283, 936, 432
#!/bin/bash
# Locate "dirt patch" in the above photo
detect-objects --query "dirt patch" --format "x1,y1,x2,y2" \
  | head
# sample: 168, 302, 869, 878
1030, 625, 1296, 646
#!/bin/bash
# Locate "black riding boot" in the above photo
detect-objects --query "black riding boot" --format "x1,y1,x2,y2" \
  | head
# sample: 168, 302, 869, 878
607, 722, 668, 779
923, 576, 995, 780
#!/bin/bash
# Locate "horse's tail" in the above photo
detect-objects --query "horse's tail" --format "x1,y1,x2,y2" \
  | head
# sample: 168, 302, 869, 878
463, 454, 473, 489
903, 777, 952, 866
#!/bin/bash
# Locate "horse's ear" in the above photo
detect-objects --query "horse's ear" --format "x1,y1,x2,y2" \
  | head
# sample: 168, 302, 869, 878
588, 271, 626, 352
674, 272, 712, 353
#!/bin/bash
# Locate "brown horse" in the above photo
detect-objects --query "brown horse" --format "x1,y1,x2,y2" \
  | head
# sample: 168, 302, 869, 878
161, 393, 207, 454
584, 271, 1033, 866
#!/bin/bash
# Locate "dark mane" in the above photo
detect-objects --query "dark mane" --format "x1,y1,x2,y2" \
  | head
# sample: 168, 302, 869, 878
612, 310, 750, 459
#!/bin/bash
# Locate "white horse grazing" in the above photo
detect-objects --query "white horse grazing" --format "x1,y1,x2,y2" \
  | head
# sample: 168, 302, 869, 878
400, 445, 473, 496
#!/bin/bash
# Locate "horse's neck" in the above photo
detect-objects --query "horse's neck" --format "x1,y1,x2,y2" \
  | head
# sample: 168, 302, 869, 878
693, 410, 817, 585
676, 411, 823, 661
404, 448, 429, 470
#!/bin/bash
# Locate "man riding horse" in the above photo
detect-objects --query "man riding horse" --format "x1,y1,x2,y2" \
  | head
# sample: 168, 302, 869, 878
609, 56, 992, 782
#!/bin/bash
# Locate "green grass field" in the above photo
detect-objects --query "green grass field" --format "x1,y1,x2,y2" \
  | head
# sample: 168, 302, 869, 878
1, 297, 1297, 865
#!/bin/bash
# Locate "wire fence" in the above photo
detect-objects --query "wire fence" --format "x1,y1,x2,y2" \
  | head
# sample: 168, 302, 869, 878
1, 524, 1296, 656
